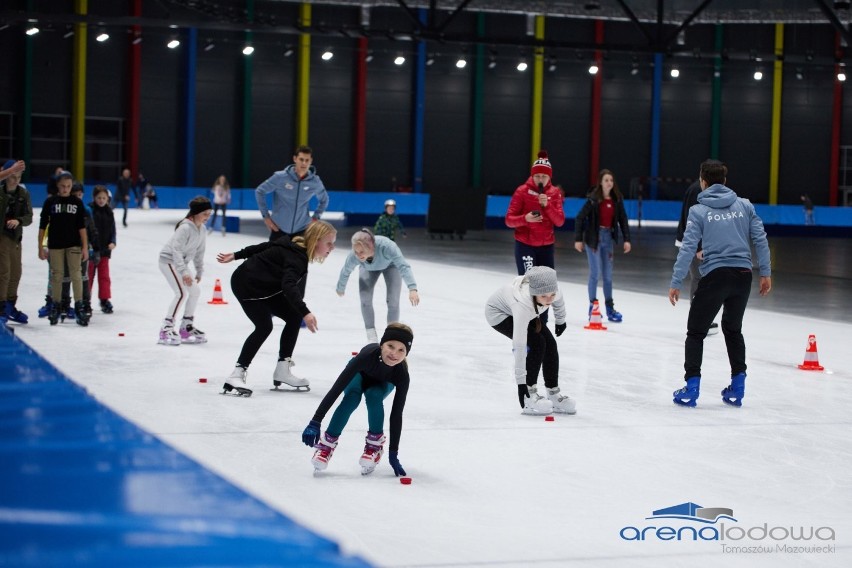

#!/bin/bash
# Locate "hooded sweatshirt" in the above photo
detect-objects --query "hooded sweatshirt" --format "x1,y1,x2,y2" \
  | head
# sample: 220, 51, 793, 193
255, 164, 329, 234
485, 274, 566, 384
159, 218, 206, 280
671, 184, 771, 290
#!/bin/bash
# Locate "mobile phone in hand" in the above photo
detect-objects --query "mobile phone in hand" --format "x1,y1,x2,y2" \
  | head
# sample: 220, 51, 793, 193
531, 210, 541, 216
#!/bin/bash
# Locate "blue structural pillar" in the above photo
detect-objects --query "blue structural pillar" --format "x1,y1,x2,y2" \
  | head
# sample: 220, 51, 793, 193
183, 28, 198, 186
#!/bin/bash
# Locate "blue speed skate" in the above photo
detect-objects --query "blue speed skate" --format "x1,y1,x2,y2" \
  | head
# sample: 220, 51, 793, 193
673, 376, 700, 407
605, 300, 622, 323
721, 373, 746, 407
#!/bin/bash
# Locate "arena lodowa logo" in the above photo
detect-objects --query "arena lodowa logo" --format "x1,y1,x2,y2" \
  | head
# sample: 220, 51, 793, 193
620, 502, 835, 543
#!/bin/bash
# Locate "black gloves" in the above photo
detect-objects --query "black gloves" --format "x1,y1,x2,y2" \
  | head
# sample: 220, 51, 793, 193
302, 420, 321, 447
555, 322, 567, 337
388, 451, 406, 476
517, 384, 529, 408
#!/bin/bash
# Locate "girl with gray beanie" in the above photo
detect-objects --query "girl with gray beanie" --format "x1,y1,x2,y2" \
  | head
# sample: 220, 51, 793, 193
484, 266, 576, 415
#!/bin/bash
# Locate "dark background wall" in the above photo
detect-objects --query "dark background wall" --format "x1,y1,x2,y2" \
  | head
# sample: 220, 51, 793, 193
0, 1, 849, 206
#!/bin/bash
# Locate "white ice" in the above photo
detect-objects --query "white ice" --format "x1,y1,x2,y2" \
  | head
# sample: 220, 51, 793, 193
14, 209, 852, 567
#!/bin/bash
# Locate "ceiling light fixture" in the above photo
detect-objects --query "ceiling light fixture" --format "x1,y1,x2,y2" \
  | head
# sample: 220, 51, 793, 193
167, 38, 180, 49
517, 61, 528, 71
26, 26, 40, 36
321, 49, 333, 61
456, 57, 467, 69
243, 45, 254, 56
96, 31, 109, 42
588, 63, 599, 75
394, 55, 405, 65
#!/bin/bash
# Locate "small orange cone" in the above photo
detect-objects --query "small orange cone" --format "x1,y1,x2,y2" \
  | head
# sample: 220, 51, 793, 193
584, 300, 607, 331
207, 278, 228, 305
797, 334, 824, 371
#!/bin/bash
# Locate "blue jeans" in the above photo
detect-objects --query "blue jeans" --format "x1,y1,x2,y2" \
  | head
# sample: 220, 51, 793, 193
585, 228, 614, 302
327, 373, 395, 436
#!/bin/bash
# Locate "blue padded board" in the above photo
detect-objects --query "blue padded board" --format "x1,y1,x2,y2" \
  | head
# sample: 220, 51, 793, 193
0, 327, 370, 568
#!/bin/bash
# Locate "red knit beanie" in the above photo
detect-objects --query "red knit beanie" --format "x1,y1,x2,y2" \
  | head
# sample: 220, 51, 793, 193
531, 150, 552, 178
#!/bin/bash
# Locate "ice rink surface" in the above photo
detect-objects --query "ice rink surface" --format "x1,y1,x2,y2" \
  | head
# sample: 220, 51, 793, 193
13, 208, 851, 567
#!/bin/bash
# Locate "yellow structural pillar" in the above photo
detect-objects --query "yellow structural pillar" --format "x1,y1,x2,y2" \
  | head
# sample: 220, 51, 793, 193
71, 0, 87, 177
296, 3, 311, 147
530, 15, 545, 161
768, 23, 784, 205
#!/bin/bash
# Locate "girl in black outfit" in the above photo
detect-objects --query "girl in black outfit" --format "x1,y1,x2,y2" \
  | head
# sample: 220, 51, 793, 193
301, 322, 413, 477
216, 220, 336, 394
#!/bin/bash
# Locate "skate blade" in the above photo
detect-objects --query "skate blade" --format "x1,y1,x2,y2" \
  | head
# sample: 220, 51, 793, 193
553, 407, 577, 415
270, 384, 310, 392
221, 383, 252, 397
360, 466, 377, 476
722, 398, 743, 407
673, 398, 697, 407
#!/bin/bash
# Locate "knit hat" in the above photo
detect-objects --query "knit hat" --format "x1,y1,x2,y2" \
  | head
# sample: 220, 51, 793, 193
526, 266, 559, 296
531, 150, 552, 178
380, 325, 413, 354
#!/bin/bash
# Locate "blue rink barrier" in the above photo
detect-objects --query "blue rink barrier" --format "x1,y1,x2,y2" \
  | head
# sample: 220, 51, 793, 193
0, 326, 371, 568
24, 183, 852, 231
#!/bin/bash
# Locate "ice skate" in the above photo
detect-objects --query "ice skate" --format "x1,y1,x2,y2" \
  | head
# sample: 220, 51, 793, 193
546, 387, 577, 415
74, 301, 89, 327
4, 301, 28, 324
522, 385, 554, 415
605, 300, 623, 323
366, 328, 379, 343
59, 300, 73, 323
359, 432, 386, 475
221, 382, 252, 397
721, 372, 746, 407
157, 318, 181, 346
47, 303, 60, 326
37, 295, 53, 318
707, 322, 719, 336
100, 299, 114, 314
312, 432, 339, 472
673, 376, 701, 407
271, 357, 310, 392
179, 317, 207, 344
227, 365, 248, 385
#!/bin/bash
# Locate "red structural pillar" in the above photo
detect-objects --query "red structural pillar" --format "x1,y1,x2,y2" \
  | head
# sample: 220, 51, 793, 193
589, 20, 604, 187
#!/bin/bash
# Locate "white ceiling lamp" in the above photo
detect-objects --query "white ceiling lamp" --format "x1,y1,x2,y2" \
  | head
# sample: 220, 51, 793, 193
456, 57, 467, 69
670, 67, 680, 78
26, 26, 40, 36
321, 49, 333, 61
588, 63, 599, 75
96, 31, 109, 42
167, 38, 180, 49
517, 61, 528, 71
243, 45, 254, 56
394, 55, 405, 65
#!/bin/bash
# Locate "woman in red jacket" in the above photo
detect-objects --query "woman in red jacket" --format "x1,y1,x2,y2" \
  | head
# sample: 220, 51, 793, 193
505, 150, 565, 276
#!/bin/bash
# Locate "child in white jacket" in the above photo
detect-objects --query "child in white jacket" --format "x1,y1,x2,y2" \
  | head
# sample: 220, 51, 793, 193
485, 266, 576, 415
157, 196, 212, 345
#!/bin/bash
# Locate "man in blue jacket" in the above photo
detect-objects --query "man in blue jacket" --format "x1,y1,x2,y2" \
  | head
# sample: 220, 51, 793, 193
255, 145, 329, 242
668, 159, 772, 408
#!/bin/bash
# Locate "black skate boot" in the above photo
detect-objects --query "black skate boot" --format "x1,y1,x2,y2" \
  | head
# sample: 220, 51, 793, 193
59, 299, 72, 323
48, 303, 60, 326
100, 299, 114, 314
74, 301, 89, 327
82, 300, 93, 320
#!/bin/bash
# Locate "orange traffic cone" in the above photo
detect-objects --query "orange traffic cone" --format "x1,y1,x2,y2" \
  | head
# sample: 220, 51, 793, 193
584, 300, 607, 331
208, 278, 228, 305
797, 334, 824, 371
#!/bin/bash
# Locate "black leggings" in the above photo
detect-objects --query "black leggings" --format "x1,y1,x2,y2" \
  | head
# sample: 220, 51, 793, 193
234, 293, 303, 368
493, 317, 559, 389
